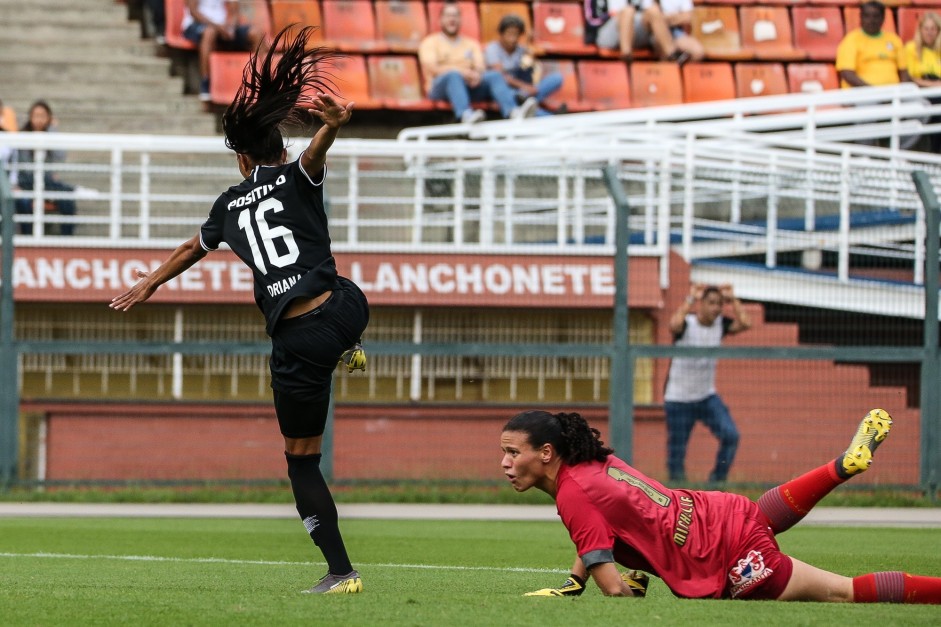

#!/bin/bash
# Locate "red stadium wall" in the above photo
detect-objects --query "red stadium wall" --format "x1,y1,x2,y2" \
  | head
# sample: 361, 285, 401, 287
28, 399, 919, 486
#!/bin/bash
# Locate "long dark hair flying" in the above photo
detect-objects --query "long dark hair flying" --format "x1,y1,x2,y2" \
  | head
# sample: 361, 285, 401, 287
222, 25, 337, 164
503, 410, 613, 465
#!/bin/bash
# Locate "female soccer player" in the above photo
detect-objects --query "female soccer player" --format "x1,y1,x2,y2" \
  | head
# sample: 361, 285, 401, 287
502, 409, 941, 602
110, 26, 367, 595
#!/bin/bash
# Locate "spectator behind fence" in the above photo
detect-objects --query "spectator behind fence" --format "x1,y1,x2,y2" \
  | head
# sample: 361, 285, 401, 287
419, 2, 538, 124
13, 100, 77, 236
484, 15, 564, 116
836, 1, 909, 89
183, 0, 268, 102
586, 0, 703, 63
664, 283, 750, 485
904, 11, 941, 152
836, 1, 916, 148
0, 98, 15, 190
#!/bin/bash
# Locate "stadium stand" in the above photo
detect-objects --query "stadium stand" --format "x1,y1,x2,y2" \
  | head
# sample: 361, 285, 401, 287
209, 51, 250, 105
692, 6, 754, 60
268, 0, 325, 48
375, 0, 429, 53
791, 6, 845, 62
629, 62, 684, 107
787, 62, 841, 94
164, 0, 196, 50
577, 60, 632, 110
73, 0, 941, 117
682, 62, 737, 103
367, 55, 434, 110
740, 6, 806, 60
322, 0, 382, 52
330, 54, 383, 109
539, 58, 591, 112
531, 1, 597, 56
735, 61, 789, 98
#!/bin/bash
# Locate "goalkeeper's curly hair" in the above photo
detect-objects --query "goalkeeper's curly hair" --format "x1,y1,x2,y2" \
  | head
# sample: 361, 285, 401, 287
222, 25, 337, 164
503, 410, 613, 464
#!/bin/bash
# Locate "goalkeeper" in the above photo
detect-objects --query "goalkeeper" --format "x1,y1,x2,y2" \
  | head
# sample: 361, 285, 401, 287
503, 408, 941, 603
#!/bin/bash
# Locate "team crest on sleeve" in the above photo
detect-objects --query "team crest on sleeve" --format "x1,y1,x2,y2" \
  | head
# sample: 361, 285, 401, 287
728, 549, 774, 598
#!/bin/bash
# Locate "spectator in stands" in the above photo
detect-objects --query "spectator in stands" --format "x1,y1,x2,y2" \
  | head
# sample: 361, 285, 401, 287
111, 26, 369, 595
13, 100, 77, 236
145, 0, 166, 45
664, 283, 750, 485
587, 0, 703, 63
836, 1, 910, 89
484, 15, 564, 116
904, 11, 941, 152
0, 98, 15, 187
0, 97, 16, 134
182, 0, 268, 102
419, 2, 538, 124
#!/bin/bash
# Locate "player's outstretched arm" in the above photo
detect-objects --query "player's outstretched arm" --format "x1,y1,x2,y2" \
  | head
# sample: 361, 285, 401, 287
109, 234, 207, 312
591, 562, 644, 597
302, 92, 353, 178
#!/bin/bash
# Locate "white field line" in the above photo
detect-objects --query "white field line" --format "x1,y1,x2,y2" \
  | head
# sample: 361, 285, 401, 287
0, 551, 568, 574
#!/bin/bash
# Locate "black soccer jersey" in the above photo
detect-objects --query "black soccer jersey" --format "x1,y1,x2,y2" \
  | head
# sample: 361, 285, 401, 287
200, 159, 339, 336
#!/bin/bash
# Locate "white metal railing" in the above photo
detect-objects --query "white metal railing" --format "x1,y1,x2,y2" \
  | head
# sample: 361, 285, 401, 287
2, 84, 940, 296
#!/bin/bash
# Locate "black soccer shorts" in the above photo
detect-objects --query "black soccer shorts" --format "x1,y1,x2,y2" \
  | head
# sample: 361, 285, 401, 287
270, 276, 369, 438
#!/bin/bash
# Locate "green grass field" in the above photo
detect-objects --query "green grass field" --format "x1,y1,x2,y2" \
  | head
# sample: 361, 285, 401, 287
1, 517, 939, 625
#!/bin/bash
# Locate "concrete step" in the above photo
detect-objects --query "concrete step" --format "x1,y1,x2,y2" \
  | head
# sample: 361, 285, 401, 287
0, 25, 145, 46
44, 114, 218, 135
0, 41, 169, 64
8, 77, 195, 110
0, 5, 128, 24
0, 59, 174, 84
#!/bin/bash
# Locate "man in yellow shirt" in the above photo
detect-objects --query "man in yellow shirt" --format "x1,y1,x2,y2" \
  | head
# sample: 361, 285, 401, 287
836, 1, 910, 89
418, 2, 536, 124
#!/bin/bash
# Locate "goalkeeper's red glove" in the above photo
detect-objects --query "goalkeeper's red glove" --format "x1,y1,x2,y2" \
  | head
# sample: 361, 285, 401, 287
524, 573, 586, 597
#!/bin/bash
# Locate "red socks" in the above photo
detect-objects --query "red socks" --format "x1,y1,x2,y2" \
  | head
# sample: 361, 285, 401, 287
756, 461, 843, 534
854, 572, 941, 604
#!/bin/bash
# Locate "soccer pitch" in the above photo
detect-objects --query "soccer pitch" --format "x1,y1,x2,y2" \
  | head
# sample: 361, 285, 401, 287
1, 517, 939, 625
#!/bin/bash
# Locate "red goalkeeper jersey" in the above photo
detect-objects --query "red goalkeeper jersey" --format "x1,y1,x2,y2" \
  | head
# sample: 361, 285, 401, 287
556, 455, 777, 599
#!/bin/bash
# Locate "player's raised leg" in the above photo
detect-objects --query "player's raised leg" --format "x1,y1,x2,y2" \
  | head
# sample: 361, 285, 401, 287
779, 557, 941, 604
757, 409, 892, 534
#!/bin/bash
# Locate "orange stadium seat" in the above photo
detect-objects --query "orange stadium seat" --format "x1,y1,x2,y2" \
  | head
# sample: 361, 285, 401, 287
898, 7, 937, 42
692, 6, 753, 61
791, 7, 844, 62
268, 0, 324, 47
375, 0, 429, 53
735, 62, 789, 98
328, 54, 381, 109
844, 7, 897, 34
322, 0, 382, 52
629, 62, 683, 107
682, 62, 736, 103
577, 60, 632, 110
479, 2, 533, 44
367, 55, 435, 109
740, 6, 806, 60
539, 58, 592, 112
786, 62, 840, 94
532, 2, 596, 55
164, 0, 197, 50
427, 1, 481, 40
209, 51, 250, 105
